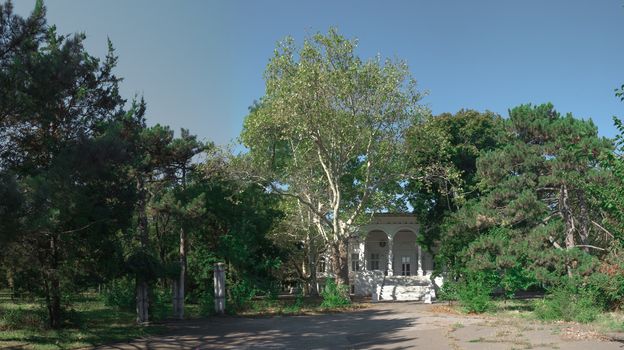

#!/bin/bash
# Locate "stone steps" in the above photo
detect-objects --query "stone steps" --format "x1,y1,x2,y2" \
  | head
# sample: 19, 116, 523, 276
378, 276, 434, 301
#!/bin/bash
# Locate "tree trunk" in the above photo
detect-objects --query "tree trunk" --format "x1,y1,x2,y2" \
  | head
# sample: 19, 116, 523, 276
307, 234, 318, 296
45, 233, 62, 329
136, 277, 149, 324
174, 166, 188, 319
49, 274, 61, 328
560, 184, 575, 277
331, 238, 349, 285
560, 184, 576, 249
135, 178, 150, 324
578, 191, 591, 252
173, 227, 186, 319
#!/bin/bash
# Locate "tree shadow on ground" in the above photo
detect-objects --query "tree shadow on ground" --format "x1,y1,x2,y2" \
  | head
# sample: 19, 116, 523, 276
96, 307, 423, 349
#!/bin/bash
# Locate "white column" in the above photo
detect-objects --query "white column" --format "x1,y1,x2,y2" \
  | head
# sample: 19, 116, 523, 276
387, 235, 393, 276
214, 262, 226, 314
417, 245, 423, 277
358, 241, 365, 271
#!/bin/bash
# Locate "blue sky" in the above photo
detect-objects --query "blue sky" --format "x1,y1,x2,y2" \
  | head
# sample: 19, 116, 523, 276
13, 0, 624, 145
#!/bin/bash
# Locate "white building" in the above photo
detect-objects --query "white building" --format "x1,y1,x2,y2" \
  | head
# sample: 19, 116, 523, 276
318, 214, 442, 301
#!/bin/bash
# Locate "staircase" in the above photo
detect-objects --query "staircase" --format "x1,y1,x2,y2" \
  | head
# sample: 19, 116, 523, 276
378, 275, 434, 301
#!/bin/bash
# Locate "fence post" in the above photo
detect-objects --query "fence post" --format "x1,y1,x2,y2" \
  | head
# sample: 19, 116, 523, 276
214, 262, 226, 314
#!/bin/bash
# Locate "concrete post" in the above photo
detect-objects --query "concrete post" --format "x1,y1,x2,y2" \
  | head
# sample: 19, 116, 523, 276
424, 290, 432, 304
372, 284, 380, 303
214, 262, 226, 314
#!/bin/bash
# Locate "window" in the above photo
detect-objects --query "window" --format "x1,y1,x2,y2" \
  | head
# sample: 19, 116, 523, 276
401, 256, 411, 276
351, 253, 360, 271
317, 258, 326, 273
370, 253, 380, 270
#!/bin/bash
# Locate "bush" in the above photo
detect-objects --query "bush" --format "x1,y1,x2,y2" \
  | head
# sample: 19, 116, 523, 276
227, 279, 256, 313
151, 286, 172, 320
102, 277, 135, 311
438, 280, 459, 303
320, 278, 350, 308
0, 305, 47, 330
197, 290, 215, 316
535, 284, 601, 323
456, 272, 493, 313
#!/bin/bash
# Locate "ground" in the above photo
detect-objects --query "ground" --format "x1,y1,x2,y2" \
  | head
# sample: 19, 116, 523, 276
95, 302, 624, 350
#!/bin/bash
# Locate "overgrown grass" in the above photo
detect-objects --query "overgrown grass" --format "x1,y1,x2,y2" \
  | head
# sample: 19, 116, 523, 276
237, 295, 365, 316
0, 290, 363, 349
319, 278, 351, 308
480, 298, 624, 333
0, 294, 165, 350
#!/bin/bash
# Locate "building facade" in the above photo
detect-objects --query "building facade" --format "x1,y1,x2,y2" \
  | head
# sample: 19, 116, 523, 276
348, 214, 442, 301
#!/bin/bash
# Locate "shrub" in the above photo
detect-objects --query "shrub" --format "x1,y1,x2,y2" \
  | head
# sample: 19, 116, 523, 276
438, 280, 459, 303
456, 272, 493, 313
198, 290, 215, 316
227, 279, 256, 313
0, 305, 47, 330
151, 286, 172, 320
320, 278, 350, 308
102, 277, 135, 311
293, 287, 305, 308
534, 284, 601, 323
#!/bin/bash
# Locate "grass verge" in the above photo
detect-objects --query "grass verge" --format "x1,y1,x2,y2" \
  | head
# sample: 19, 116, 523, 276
0, 295, 165, 350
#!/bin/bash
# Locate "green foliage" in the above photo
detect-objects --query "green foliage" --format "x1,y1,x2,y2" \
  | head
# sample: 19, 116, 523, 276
459, 227, 537, 299
589, 116, 624, 240
455, 272, 495, 313
0, 295, 164, 349
535, 283, 601, 323
125, 250, 163, 282
584, 243, 624, 308
151, 287, 173, 320
0, 305, 48, 330
320, 278, 351, 308
406, 110, 506, 250
435, 103, 613, 311
241, 27, 426, 284
102, 278, 135, 311
437, 280, 459, 302
227, 279, 256, 313
197, 290, 215, 316
293, 288, 305, 309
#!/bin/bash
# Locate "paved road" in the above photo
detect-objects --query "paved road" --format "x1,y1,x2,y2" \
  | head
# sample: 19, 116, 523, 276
96, 302, 624, 349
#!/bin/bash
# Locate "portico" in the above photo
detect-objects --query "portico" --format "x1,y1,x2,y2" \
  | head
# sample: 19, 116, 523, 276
349, 214, 439, 300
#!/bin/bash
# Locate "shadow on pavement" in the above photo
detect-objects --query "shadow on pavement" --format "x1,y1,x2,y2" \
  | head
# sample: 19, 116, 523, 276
95, 306, 423, 349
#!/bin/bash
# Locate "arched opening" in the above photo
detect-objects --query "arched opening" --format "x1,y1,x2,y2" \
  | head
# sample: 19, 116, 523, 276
392, 230, 418, 276
365, 230, 389, 273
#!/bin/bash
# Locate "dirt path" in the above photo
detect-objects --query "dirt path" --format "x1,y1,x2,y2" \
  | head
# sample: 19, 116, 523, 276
95, 302, 624, 349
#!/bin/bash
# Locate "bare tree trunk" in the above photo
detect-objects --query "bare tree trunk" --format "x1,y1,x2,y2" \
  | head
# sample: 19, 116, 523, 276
578, 191, 591, 252
43, 233, 62, 329
308, 236, 318, 296
136, 277, 149, 324
174, 167, 188, 319
560, 184, 575, 277
136, 179, 150, 324
173, 227, 186, 319
331, 238, 349, 285
560, 184, 576, 249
